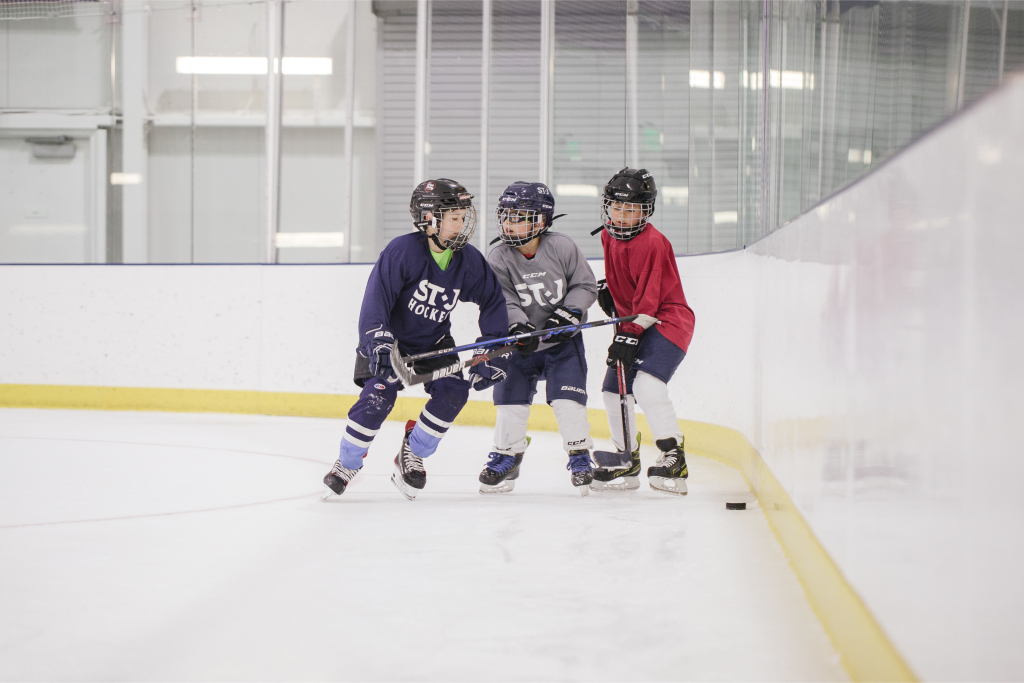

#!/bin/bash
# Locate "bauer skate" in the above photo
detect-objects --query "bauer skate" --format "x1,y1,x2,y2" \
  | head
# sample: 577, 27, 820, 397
567, 449, 595, 497
392, 420, 426, 500
479, 437, 529, 494
591, 433, 642, 492
647, 436, 688, 496
321, 461, 360, 500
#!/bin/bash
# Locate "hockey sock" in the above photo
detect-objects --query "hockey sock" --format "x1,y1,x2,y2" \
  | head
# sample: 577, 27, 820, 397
493, 404, 530, 455
632, 371, 683, 445
408, 407, 454, 458
602, 391, 637, 452
339, 421, 377, 469
551, 399, 593, 453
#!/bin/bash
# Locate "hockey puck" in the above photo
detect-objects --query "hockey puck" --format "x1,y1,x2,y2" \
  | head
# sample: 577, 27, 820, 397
726, 502, 747, 510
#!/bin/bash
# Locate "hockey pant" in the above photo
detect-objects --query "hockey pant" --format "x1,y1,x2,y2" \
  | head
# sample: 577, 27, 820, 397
603, 370, 683, 451
492, 400, 593, 455
338, 375, 470, 469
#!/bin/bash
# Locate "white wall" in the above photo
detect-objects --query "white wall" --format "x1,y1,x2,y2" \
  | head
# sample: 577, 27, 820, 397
2, 74, 1024, 680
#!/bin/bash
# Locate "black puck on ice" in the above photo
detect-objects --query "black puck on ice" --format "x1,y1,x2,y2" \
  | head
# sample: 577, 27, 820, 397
726, 502, 747, 510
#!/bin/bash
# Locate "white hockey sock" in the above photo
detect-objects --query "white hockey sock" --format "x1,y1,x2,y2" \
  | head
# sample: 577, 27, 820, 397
550, 399, 593, 453
493, 404, 530, 455
602, 391, 637, 453
633, 371, 683, 446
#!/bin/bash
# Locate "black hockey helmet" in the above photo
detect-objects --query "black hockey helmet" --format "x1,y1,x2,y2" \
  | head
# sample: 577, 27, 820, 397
600, 167, 657, 241
409, 178, 477, 251
495, 181, 562, 248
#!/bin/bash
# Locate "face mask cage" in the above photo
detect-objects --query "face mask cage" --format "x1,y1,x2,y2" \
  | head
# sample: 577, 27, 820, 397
431, 204, 477, 250
601, 196, 653, 240
496, 208, 548, 247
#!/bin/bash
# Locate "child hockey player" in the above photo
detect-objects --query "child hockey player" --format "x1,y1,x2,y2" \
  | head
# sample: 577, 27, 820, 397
478, 182, 599, 496
323, 178, 510, 501
592, 168, 696, 495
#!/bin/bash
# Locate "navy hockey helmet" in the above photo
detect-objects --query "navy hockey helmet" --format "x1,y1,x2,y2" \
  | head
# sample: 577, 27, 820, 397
601, 167, 657, 241
409, 178, 477, 251
495, 181, 559, 248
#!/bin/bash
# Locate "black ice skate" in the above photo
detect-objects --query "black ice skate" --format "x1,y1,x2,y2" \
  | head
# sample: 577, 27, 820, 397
566, 449, 595, 497
647, 436, 688, 496
591, 433, 642, 492
321, 461, 360, 500
392, 420, 426, 500
479, 452, 524, 493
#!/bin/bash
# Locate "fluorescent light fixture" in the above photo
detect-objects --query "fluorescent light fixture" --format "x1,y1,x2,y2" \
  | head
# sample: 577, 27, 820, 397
176, 57, 333, 76
862, 150, 872, 164
713, 211, 738, 224
556, 184, 599, 197
110, 172, 142, 185
9, 224, 87, 235
662, 186, 688, 205
689, 70, 724, 89
275, 232, 345, 248
742, 70, 808, 90
848, 148, 862, 163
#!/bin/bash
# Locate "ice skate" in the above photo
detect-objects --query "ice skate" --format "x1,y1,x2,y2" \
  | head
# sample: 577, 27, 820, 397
479, 452, 524, 493
647, 436, 688, 496
567, 449, 595, 496
591, 434, 641, 492
321, 461, 361, 500
392, 420, 426, 500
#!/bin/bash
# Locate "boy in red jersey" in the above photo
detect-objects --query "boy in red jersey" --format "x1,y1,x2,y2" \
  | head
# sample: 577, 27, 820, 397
591, 168, 696, 495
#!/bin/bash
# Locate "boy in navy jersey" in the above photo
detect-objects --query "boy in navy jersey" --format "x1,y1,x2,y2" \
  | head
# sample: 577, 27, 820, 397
322, 179, 510, 500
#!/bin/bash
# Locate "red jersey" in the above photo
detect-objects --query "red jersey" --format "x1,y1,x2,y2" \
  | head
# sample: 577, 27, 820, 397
601, 222, 695, 353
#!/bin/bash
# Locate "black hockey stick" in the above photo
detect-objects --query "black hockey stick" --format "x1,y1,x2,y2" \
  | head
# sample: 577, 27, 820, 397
398, 314, 640, 364
390, 343, 515, 387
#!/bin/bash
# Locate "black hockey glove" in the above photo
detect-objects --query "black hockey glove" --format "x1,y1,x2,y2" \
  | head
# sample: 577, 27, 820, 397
365, 328, 396, 380
597, 279, 616, 317
543, 305, 583, 344
606, 330, 641, 368
469, 349, 510, 391
412, 333, 458, 374
509, 321, 539, 357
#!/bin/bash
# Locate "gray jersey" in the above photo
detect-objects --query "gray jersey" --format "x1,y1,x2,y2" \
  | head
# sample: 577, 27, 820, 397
486, 231, 598, 351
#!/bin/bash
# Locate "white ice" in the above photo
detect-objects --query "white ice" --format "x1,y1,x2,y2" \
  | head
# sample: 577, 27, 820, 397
0, 409, 845, 681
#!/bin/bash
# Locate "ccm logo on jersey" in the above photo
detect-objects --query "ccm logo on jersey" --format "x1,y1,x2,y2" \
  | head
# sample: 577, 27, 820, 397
522, 272, 547, 279
613, 334, 639, 345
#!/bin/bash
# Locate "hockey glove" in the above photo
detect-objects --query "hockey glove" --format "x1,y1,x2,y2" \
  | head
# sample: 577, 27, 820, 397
543, 306, 583, 344
607, 330, 641, 368
469, 349, 510, 391
509, 321, 539, 357
413, 333, 458, 374
597, 279, 616, 317
365, 328, 397, 381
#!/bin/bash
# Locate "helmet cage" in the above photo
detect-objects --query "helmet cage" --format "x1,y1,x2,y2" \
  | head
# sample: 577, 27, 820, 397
429, 205, 478, 251
496, 208, 549, 247
601, 196, 653, 241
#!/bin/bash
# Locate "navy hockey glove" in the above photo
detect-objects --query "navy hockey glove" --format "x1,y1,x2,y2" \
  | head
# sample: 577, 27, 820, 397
365, 328, 396, 380
543, 305, 583, 344
509, 321, 539, 357
607, 330, 641, 368
469, 349, 510, 391
597, 279, 616, 317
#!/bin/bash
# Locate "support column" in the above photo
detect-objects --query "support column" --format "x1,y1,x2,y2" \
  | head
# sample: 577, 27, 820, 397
342, 0, 357, 263
625, 0, 638, 168
479, 0, 491, 250
265, 0, 284, 264
413, 0, 428, 186
539, 0, 553, 185
121, 4, 148, 262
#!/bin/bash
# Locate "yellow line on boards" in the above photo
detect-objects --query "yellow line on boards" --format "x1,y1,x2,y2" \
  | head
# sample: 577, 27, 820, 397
0, 382, 915, 681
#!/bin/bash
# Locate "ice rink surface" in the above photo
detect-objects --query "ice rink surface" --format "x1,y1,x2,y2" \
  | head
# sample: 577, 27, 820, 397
0, 409, 845, 681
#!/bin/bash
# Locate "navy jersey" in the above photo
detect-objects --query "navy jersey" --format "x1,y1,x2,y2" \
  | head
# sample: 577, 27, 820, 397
358, 232, 509, 354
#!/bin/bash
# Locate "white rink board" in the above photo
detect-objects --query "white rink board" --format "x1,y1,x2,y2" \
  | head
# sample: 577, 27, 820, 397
0, 409, 845, 682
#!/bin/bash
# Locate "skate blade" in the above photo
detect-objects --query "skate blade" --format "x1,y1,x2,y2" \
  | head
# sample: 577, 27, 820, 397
320, 485, 338, 502
648, 476, 688, 496
590, 476, 640, 492
575, 484, 591, 497
479, 480, 516, 494
391, 466, 423, 501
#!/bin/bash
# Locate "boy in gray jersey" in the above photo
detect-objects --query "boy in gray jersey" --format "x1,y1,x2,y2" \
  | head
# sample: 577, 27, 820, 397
479, 182, 599, 495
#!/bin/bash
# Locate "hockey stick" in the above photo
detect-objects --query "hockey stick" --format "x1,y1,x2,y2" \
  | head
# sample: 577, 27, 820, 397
390, 343, 515, 387
398, 314, 640, 364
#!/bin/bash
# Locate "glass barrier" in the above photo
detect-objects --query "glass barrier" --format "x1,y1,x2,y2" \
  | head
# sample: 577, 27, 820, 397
1, 0, 1021, 264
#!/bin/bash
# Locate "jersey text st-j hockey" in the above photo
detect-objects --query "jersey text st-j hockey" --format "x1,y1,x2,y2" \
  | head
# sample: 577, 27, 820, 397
358, 233, 509, 354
